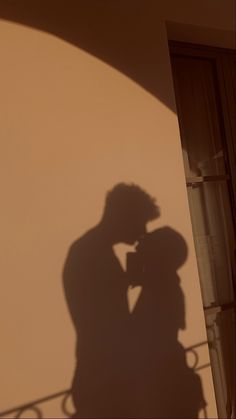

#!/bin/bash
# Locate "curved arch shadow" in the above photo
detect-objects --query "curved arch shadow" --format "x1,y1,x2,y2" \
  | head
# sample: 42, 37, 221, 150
0, 0, 175, 110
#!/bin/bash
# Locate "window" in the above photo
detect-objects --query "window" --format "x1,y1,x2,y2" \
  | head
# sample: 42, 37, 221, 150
170, 42, 236, 418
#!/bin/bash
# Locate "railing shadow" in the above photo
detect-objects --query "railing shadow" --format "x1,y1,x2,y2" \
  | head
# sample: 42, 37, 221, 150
0, 389, 72, 419
0, 342, 210, 419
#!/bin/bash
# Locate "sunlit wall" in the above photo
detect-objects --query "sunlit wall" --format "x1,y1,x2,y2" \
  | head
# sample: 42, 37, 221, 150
1, 2, 235, 416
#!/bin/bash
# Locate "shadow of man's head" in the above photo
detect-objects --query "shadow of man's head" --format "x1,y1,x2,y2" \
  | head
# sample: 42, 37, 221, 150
101, 183, 160, 245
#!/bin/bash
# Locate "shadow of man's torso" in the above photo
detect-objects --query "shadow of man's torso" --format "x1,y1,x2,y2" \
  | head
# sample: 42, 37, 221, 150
63, 226, 131, 417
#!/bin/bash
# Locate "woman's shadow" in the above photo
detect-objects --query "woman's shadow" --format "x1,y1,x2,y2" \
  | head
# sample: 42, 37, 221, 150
128, 227, 206, 418
63, 184, 206, 418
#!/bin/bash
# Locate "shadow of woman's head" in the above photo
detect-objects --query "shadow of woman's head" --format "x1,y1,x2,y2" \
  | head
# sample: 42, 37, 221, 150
137, 226, 188, 275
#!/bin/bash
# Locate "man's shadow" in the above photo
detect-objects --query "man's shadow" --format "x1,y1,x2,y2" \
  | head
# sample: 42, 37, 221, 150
63, 183, 205, 418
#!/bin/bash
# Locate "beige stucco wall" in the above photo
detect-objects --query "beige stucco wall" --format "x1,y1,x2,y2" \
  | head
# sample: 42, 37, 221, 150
0, 1, 235, 417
